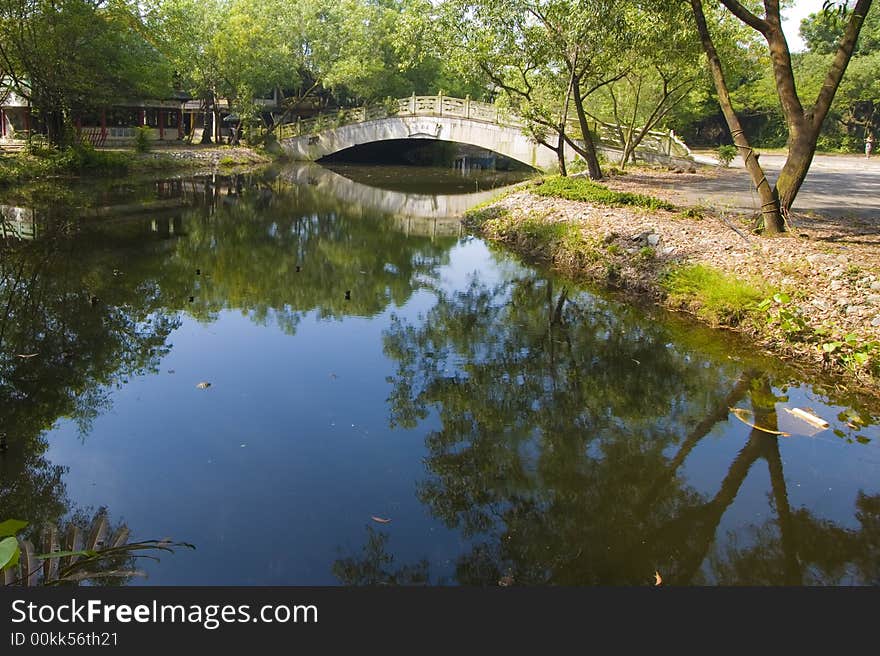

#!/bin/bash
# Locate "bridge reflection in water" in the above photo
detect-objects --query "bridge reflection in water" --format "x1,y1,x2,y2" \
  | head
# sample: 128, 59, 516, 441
0, 163, 531, 244
282, 162, 531, 237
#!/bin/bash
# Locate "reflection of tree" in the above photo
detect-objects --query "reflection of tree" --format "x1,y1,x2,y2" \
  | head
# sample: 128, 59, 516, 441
0, 227, 181, 531
170, 175, 455, 334
332, 528, 430, 586
382, 275, 880, 585
2, 168, 456, 545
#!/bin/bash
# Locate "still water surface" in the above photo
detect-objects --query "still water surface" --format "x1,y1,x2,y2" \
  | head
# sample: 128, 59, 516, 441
2, 164, 879, 585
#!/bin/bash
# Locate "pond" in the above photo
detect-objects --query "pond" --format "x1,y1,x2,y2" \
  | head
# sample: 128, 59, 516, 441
1, 163, 879, 586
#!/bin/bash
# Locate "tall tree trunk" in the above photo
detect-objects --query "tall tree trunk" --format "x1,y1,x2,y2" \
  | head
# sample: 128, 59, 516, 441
775, 124, 819, 212
689, 0, 785, 233
570, 75, 603, 180
200, 95, 214, 145
556, 129, 567, 177
703, 0, 872, 224
760, 0, 872, 212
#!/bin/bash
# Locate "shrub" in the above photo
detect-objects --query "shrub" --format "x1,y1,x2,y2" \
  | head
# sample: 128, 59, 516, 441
134, 126, 152, 153
717, 144, 738, 167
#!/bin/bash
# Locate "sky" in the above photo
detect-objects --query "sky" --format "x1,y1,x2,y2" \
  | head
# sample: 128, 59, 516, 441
782, 0, 827, 51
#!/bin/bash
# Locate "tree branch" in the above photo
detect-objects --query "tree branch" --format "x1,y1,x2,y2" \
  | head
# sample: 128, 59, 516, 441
719, 0, 770, 34
811, 0, 874, 131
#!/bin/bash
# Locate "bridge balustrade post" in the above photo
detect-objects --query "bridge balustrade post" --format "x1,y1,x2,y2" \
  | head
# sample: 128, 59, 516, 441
296, 116, 302, 137
437, 92, 443, 116
410, 93, 416, 116
465, 95, 471, 119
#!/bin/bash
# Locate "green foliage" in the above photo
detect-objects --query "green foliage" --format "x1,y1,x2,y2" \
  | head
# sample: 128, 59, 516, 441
716, 145, 738, 167
801, 6, 880, 56
533, 176, 674, 211
0, 537, 21, 572
134, 126, 152, 153
662, 264, 771, 325
755, 292, 808, 339
382, 96, 400, 116
0, 0, 175, 144
677, 207, 705, 221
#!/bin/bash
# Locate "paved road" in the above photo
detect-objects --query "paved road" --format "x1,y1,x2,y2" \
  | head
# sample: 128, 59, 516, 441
677, 154, 880, 219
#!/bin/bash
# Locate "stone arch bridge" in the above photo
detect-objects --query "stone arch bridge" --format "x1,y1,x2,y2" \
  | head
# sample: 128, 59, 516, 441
277, 94, 693, 170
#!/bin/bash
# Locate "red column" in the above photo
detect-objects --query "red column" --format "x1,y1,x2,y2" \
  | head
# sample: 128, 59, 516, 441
177, 109, 183, 139
159, 109, 165, 140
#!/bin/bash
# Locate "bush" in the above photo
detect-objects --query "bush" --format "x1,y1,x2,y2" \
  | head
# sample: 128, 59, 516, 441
134, 126, 152, 153
717, 145, 738, 167
382, 96, 400, 116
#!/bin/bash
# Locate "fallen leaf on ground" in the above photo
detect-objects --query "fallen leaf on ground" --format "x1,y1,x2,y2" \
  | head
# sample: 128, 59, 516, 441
729, 408, 791, 436
654, 571, 662, 586
196, 382, 211, 389
370, 516, 392, 524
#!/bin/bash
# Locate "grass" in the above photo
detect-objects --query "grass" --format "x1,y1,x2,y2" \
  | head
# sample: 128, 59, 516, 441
662, 263, 772, 325
532, 175, 675, 211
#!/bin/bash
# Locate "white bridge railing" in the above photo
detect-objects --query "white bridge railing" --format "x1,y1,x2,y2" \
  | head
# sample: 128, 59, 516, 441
276, 94, 691, 159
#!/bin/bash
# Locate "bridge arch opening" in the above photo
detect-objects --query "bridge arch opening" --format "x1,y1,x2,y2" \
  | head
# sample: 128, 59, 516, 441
318, 139, 536, 172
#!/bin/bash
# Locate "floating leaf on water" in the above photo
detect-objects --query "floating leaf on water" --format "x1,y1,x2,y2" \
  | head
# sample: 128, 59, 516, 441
654, 571, 662, 586
196, 382, 211, 389
856, 435, 871, 444
370, 516, 392, 524
15, 353, 37, 359
729, 408, 791, 436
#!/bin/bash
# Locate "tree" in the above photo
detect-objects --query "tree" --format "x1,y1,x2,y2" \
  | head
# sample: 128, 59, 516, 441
590, 1, 704, 167
801, 2, 880, 55
382, 274, 880, 583
0, 0, 174, 145
435, 0, 634, 179
688, 0, 874, 233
